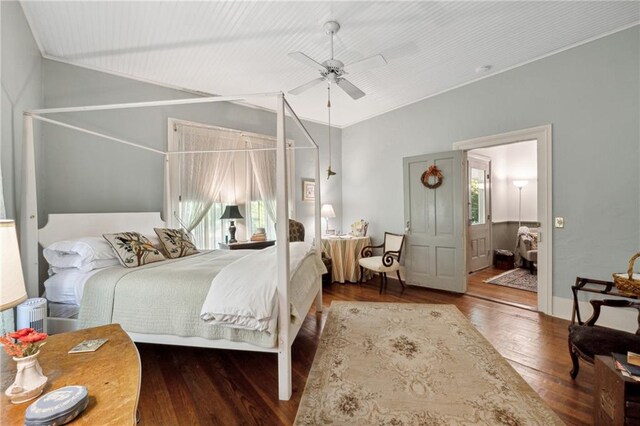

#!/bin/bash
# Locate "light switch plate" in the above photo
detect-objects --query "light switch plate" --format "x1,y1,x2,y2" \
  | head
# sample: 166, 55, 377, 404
555, 217, 564, 228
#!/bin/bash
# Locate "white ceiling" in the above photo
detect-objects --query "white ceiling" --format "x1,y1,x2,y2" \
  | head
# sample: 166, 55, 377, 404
21, 1, 639, 127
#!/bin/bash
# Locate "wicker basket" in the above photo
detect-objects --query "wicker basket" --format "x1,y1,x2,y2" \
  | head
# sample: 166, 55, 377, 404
613, 252, 640, 295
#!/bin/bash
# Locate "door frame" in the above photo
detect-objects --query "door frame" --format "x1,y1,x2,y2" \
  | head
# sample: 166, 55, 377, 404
453, 125, 552, 315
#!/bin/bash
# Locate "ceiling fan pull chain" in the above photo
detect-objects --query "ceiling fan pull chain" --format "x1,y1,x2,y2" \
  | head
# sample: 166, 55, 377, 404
328, 84, 332, 160
327, 83, 335, 180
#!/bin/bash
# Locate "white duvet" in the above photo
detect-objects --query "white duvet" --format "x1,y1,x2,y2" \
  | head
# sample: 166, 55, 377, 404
200, 242, 314, 332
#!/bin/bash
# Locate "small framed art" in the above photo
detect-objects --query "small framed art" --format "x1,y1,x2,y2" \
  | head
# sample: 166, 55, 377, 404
302, 179, 315, 202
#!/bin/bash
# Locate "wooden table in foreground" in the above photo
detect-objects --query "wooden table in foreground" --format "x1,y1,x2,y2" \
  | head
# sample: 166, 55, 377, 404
1, 324, 140, 425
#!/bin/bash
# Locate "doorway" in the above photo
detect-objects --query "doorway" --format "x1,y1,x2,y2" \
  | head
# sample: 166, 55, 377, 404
454, 125, 552, 315
466, 141, 538, 310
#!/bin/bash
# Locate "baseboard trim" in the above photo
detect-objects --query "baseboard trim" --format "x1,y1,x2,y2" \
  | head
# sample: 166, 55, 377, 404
552, 296, 637, 333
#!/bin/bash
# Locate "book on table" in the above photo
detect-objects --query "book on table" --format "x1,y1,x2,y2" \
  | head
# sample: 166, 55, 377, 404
612, 352, 640, 381
628, 351, 640, 367
68, 339, 108, 354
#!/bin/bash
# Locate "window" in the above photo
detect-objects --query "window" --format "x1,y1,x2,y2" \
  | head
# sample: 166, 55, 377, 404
249, 200, 275, 240
469, 167, 486, 225
168, 119, 293, 248
184, 202, 225, 249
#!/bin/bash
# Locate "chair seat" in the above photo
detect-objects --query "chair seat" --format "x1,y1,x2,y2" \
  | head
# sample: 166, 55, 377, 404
358, 256, 400, 273
569, 324, 640, 359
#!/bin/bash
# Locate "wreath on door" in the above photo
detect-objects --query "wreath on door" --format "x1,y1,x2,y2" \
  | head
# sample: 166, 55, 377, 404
421, 165, 443, 189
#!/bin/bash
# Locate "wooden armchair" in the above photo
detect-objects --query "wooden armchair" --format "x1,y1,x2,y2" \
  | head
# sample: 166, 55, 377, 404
358, 232, 406, 294
569, 277, 640, 379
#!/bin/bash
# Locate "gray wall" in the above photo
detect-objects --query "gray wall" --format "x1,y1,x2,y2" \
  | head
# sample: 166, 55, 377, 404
342, 27, 640, 299
40, 59, 342, 239
1, 1, 43, 220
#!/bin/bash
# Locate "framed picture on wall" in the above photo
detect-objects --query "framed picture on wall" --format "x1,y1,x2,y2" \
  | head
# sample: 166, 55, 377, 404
302, 179, 315, 202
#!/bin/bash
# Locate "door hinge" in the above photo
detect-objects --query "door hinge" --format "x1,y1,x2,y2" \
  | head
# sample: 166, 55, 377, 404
487, 214, 491, 220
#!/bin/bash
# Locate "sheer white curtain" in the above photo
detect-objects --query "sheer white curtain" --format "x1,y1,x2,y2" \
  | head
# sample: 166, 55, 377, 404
246, 135, 277, 223
177, 124, 243, 231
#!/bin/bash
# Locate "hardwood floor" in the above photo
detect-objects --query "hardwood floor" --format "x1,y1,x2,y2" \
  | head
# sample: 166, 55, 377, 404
467, 266, 538, 310
136, 280, 593, 425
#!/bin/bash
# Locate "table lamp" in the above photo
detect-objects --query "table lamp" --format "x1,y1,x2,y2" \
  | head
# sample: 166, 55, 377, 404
1, 220, 28, 312
321, 204, 336, 234
220, 205, 244, 243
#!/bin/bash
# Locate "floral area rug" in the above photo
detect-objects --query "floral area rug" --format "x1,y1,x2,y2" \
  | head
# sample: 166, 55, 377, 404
485, 268, 538, 292
294, 302, 562, 425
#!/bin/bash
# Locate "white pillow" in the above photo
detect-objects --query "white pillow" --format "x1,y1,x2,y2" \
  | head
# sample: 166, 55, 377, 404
43, 237, 117, 269
48, 258, 120, 275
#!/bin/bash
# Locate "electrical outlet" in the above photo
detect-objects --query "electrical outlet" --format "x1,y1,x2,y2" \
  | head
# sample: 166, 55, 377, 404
555, 217, 564, 228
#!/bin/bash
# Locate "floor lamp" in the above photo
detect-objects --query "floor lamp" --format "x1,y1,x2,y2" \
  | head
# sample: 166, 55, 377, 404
513, 180, 528, 228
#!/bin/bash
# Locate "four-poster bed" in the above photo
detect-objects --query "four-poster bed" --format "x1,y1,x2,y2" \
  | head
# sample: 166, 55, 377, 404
20, 92, 323, 400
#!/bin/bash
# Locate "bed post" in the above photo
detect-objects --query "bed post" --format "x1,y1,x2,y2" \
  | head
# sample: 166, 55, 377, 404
275, 93, 292, 400
20, 114, 39, 297
163, 154, 170, 225
314, 146, 323, 313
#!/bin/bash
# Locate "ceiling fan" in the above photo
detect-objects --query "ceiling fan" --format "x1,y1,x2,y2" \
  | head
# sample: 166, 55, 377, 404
288, 21, 387, 100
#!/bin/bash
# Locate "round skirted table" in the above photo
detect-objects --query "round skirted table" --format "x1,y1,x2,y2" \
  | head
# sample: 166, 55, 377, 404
321, 236, 373, 283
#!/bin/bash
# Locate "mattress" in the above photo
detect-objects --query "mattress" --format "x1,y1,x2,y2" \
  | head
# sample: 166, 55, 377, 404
44, 268, 104, 305
48, 302, 80, 319
78, 248, 324, 348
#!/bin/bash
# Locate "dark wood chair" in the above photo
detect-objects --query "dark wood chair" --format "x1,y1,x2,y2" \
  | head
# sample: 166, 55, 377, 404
569, 277, 640, 379
358, 232, 406, 294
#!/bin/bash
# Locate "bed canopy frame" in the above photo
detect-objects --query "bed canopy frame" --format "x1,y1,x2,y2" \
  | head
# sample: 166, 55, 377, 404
21, 92, 322, 400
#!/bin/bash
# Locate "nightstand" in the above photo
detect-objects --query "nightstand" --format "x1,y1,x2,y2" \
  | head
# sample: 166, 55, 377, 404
594, 355, 640, 425
218, 240, 275, 250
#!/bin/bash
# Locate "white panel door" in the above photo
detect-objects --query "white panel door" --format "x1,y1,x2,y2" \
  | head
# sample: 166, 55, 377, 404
467, 155, 492, 272
403, 151, 466, 293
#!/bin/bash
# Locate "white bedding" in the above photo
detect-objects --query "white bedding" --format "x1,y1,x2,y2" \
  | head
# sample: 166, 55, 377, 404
79, 248, 325, 347
200, 242, 316, 332
44, 268, 106, 304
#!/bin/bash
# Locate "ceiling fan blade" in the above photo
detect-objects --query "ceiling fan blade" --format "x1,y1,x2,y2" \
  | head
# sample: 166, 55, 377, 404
289, 77, 325, 95
336, 78, 366, 100
343, 54, 387, 74
288, 52, 327, 73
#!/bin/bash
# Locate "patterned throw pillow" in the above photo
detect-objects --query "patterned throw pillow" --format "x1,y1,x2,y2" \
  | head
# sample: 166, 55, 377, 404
103, 232, 166, 268
154, 228, 199, 259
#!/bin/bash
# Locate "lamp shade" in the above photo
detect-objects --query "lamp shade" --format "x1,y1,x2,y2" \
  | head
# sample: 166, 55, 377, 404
0, 220, 28, 311
220, 205, 244, 220
321, 204, 336, 218
513, 180, 528, 189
